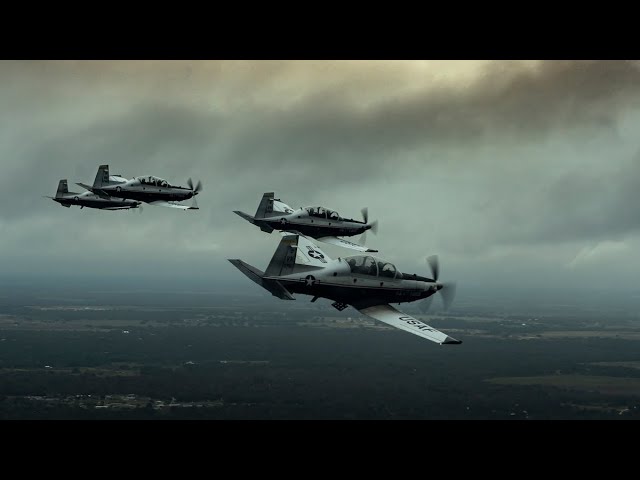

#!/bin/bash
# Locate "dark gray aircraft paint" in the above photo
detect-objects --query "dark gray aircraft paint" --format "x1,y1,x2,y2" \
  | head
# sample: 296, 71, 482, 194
45, 179, 141, 210
74, 165, 201, 210
229, 234, 460, 345
235, 192, 379, 253
75, 165, 201, 208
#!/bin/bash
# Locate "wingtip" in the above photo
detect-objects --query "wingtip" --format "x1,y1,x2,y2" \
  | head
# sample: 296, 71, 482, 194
366, 248, 379, 253
442, 337, 462, 345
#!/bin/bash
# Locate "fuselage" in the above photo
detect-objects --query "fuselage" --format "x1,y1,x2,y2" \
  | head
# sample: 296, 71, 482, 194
267, 256, 440, 309
98, 176, 194, 203
256, 207, 370, 238
55, 192, 140, 210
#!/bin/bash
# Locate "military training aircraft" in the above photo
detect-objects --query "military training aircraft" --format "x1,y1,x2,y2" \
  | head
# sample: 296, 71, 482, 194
76, 165, 202, 210
234, 192, 379, 253
45, 179, 141, 210
229, 234, 461, 345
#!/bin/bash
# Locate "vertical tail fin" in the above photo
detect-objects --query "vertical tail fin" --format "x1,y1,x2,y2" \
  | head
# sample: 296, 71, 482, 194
254, 192, 275, 219
265, 234, 331, 277
93, 164, 110, 188
55, 179, 69, 198
265, 234, 298, 277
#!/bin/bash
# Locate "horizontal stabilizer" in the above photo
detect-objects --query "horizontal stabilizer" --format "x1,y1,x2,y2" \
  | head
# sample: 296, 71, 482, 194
234, 211, 274, 232
234, 210, 254, 222
76, 182, 94, 192
77, 183, 110, 199
228, 259, 295, 300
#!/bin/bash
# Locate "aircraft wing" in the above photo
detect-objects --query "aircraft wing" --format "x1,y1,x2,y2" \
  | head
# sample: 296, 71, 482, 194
147, 200, 199, 210
279, 229, 303, 236
316, 236, 378, 253
356, 304, 462, 345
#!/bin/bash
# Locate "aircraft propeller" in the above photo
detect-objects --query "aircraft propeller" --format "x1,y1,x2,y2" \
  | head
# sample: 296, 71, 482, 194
360, 207, 379, 246
420, 255, 457, 312
187, 178, 203, 196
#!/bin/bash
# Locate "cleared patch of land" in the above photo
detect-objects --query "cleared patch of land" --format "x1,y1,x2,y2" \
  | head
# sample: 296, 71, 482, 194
536, 331, 640, 340
0, 365, 141, 377
590, 361, 640, 370
487, 375, 640, 396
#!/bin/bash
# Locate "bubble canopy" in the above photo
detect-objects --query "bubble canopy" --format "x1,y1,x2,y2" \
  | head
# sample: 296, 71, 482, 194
344, 255, 399, 278
135, 176, 170, 187
305, 206, 341, 220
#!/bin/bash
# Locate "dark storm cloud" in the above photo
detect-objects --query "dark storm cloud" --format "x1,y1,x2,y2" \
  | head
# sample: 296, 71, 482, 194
2, 60, 640, 288
12, 60, 633, 196
220, 60, 640, 174
39, 103, 223, 172
493, 150, 640, 246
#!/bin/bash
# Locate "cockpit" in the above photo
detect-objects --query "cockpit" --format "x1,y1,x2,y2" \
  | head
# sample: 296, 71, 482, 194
136, 176, 170, 188
305, 206, 341, 220
345, 256, 400, 279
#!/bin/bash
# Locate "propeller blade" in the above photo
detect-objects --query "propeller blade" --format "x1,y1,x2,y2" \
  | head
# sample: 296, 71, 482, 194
195, 180, 202, 193
440, 281, 457, 311
187, 178, 194, 190
361, 207, 369, 224
426, 255, 439, 282
369, 219, 378, 235
419, 294, 434, 313
360, 230, 367, 246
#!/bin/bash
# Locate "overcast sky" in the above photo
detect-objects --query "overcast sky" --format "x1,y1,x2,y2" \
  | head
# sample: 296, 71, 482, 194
2, 60, 640, 295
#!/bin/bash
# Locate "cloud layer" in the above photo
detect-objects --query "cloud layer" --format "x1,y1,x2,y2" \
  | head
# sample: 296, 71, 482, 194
2, 60, 640, 292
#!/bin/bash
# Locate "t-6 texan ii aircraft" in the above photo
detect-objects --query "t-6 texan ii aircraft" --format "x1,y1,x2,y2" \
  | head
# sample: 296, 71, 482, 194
234, 192, 379, 253
44, 179, 141, 210
229, 234, 461, 345
76, 165, 202, 210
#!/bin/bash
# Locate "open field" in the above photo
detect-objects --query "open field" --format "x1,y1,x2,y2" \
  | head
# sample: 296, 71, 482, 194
487, 375, 640, 396
3, 289, 640, 418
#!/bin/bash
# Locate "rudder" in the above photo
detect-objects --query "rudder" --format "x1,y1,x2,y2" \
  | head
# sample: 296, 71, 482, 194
265, 234, 298, 277
56, 179, 69, 198
254, 192, 276, 219
93, 164, 110, 188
